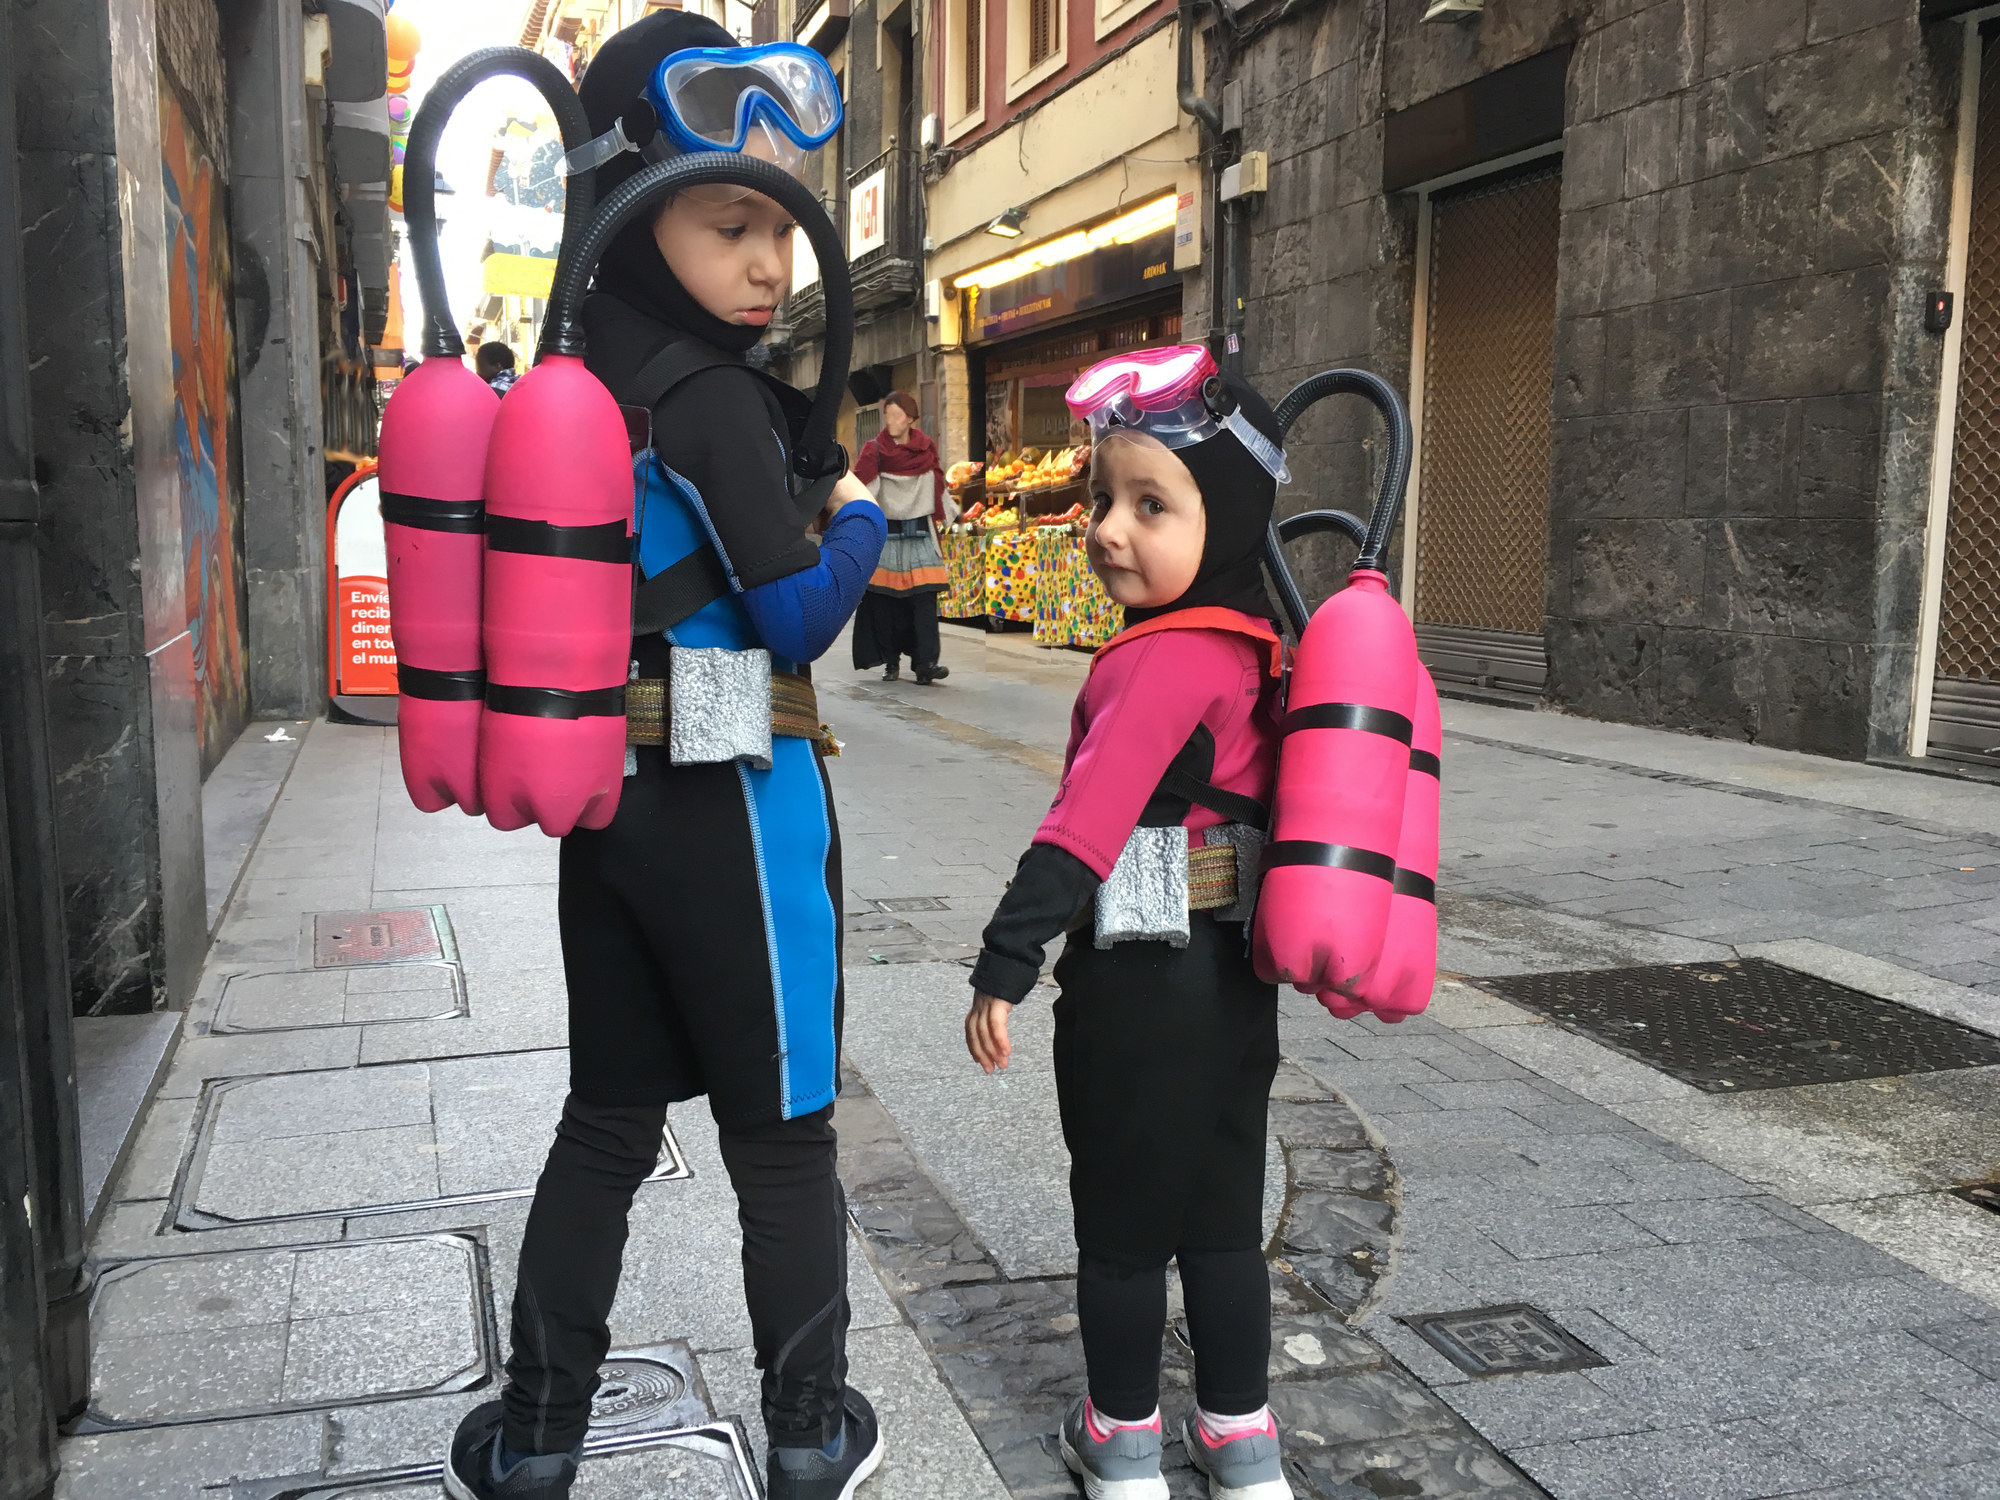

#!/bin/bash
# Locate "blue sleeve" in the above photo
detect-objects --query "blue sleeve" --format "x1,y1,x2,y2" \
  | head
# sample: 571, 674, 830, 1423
739, 500, 886, 663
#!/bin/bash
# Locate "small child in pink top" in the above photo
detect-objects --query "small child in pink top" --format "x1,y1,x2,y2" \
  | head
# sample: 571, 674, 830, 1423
966, 353, 1296, 1500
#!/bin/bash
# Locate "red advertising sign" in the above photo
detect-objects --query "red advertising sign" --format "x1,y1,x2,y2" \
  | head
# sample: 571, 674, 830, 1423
338, 573, 397, 694
325, 463, 400, 722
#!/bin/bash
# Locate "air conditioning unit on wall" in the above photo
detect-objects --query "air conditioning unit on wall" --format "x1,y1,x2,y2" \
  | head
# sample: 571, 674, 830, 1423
1423, 0, 1482, 20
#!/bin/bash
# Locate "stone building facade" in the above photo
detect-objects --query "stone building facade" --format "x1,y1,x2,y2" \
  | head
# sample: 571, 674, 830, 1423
764, 0, 931, 454
9, 0, 364, 1012
1216, 0, 1996, 766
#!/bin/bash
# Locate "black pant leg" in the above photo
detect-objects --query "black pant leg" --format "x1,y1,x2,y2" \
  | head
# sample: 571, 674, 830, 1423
717, 1107, 850, 1450
502, 1097, 668, 1454
1052, 918, 1275, 1265
910, 592, 941, 668
851, 592, 891, 669
1177, 1247, 1271, 1415
1075, 1253, 1169, 1422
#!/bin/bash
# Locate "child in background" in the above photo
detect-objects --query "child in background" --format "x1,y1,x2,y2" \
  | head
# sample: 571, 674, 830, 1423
474, 340, 517, 395
965, 347, 1294, 1500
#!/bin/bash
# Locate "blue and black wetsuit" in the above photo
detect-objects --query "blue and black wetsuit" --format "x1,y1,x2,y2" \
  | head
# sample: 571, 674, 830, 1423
499, 291, 884, 1461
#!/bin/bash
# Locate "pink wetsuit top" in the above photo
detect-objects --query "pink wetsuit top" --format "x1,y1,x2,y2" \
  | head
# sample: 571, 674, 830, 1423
1033, 612, 1282, 879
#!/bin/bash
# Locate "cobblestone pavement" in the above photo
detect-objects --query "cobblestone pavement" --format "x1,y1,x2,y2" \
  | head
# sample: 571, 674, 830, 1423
60, 623, 2000, 1499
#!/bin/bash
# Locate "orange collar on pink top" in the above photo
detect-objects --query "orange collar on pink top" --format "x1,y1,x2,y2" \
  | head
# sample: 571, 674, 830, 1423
1090, 606, 1286, 679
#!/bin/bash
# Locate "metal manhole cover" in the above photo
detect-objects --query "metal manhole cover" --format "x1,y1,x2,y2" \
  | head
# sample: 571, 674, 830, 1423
873, 896, 949, 912
1403, 1304, 1608, 1377
591, 1356, 689, 1428
311, 907, 453, 967
1478, 959, 2000, 1092
1954, 1181, 2000, 1216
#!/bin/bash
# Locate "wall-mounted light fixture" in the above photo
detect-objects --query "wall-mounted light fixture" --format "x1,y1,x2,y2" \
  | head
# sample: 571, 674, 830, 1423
1423, 0, 1483, 19
986, 207, 1027, 238
955, 194, 1178, 292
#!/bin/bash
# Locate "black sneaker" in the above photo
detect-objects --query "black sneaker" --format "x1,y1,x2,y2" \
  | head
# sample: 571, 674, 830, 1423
443, 1400, 580, 1500
912, 663, 950, 685
767, 1387, 885, 1500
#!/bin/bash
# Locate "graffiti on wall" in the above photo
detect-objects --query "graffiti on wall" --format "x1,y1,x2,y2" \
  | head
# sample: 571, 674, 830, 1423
161, 72, 249, 772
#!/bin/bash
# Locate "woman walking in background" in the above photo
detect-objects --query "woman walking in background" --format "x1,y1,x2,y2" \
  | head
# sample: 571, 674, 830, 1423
851, 391, 952, 684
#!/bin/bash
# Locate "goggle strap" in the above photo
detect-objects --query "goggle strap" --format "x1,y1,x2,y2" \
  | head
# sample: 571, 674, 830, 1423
563, 118, 638, 177
1223, 409, 1291, 484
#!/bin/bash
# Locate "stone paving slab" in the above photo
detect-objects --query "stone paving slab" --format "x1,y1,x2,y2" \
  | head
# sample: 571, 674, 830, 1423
172, 1056, 688, 1228
79, 1235, 488, 1430
215, 965, 464, 1033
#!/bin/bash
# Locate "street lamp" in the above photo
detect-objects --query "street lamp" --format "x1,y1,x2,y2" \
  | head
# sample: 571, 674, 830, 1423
986, 206, 1026, 238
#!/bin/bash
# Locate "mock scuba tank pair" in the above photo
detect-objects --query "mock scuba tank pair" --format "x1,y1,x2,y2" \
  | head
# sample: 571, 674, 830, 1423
1267, 642, 1442, 1023
377, 47, 606, 827
380, 346, 632, 837
1249, 369, 1441, 1023
380, 43, 855, 839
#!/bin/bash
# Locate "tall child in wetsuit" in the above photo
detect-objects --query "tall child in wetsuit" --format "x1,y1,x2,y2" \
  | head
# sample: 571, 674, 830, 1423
445, 14, 888, 1500
966, 359, 1295, 1500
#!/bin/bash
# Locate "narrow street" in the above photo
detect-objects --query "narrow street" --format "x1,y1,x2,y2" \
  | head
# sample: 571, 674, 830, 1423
59, 624, 2000, 1500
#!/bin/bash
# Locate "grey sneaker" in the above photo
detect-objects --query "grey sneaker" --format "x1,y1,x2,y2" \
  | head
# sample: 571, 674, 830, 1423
1181, 1410, 1292, 1500
767, 1387, 885, 1500
442, 1400, 580, 1500
1058, 1397, 1168, 1500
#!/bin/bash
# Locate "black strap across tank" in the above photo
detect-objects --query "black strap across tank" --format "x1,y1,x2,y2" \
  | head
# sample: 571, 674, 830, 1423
1262, 698, 1417, 887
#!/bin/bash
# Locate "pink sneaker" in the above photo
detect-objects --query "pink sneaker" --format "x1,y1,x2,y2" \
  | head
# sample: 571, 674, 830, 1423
1181, 1409, 1292, 1500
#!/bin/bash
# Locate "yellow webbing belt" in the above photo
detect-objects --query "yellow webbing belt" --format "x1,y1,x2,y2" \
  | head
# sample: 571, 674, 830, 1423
1188, 841, 1240, 912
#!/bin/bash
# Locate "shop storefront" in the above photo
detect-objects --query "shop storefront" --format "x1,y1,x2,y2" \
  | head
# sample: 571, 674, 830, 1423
940, 194, 1184, 647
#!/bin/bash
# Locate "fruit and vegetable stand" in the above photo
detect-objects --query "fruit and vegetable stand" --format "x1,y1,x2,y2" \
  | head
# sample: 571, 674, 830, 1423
940, 449, 1122, 648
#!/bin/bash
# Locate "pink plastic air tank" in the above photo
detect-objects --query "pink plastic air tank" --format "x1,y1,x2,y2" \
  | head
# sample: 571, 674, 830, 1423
1253, 568, 1419, 997
477, 353, 635, 836
1325, 662, 1440, 1022
378, 359, 500, 814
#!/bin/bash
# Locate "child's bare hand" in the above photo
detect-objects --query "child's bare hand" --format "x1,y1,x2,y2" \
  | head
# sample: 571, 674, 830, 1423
965, 992, 1014, 1074
823, 471, 872, 518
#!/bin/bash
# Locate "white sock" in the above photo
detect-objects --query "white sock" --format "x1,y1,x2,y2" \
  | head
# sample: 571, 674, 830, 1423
1085, 1399, 1160, 1437
1197, 1404, 1273, 1441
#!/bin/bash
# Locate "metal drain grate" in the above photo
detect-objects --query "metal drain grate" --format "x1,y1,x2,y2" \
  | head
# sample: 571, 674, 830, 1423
1954, 1181, 2000, 1216
873, 896, 950, 912
1403, 1304, 1608, 1378
1478, 959, 2000, 1092
311, 907, 453, 967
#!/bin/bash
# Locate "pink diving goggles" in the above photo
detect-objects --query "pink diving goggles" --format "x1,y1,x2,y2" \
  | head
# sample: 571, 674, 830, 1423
1064, 344, 1290, 483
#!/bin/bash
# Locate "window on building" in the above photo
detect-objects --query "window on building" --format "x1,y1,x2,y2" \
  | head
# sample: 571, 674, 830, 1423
1028, 0, 1054, 65
1006, 0, 1064, 101
967, 0, 983, 107
1094, 0, 1152, 40
947, 0, 984, 139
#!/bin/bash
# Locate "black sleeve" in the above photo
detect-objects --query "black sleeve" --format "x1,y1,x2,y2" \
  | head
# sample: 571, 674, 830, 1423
652, 366, 821, 590
969, 843, 1100, 1004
